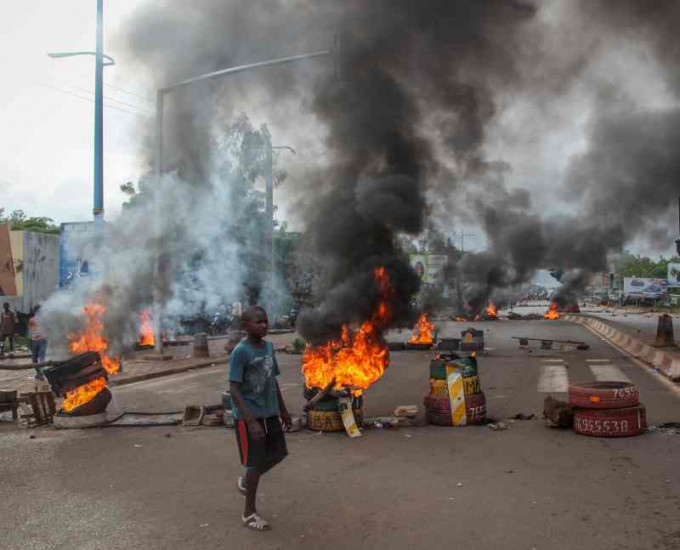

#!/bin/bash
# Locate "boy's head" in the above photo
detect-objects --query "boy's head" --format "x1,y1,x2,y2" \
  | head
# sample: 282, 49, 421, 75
242, 306, 268, 339
2, 302, 9, 312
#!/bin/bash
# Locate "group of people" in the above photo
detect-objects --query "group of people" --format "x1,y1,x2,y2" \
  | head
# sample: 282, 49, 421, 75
1, 302, 48, 380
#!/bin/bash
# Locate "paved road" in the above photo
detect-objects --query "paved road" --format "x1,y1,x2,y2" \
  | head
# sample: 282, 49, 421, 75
1, 320, 680, 550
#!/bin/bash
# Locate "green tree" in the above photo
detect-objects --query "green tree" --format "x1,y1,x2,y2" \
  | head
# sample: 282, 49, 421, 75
0, 208, 59, 234
614, 252, 680, 279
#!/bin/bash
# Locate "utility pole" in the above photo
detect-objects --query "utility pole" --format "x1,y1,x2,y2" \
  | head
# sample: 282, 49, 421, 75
675, 196, 680, 256
265, 144, 296, 298
93, 0, 104, 223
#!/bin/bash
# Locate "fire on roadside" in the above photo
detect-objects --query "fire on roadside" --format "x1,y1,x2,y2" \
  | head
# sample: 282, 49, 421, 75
138, 310, 155, 346
408, 313, 435, 344
60, 377, 107, 413
68, 301, 121, 375
302, 267, 392, 396
486, 303, 498, 318
544, 302, 560, 320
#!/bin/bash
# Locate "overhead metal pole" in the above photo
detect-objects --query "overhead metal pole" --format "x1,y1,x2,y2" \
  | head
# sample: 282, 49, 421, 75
93, 0, 104, 223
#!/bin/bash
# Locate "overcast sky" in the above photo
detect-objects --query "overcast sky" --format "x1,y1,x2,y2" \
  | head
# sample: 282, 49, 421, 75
1, 2, 677, 258
0, 1, 148, 224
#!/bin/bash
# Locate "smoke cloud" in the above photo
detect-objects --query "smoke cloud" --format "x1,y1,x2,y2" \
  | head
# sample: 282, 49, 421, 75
44, 0, 680, 348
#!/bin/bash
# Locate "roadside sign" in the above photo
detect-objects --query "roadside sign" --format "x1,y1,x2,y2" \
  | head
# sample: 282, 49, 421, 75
623, 277, 667, 299
409, 254, 448, 284
59, 222, 96, 287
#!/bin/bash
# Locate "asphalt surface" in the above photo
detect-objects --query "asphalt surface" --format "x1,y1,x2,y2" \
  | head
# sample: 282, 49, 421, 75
1, 320, 680, 550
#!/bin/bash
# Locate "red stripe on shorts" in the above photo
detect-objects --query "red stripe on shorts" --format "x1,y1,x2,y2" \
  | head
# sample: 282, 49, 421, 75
238, 420, 249, 464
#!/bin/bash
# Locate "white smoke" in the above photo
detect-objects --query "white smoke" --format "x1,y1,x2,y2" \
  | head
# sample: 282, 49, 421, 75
41, 116, 282, 355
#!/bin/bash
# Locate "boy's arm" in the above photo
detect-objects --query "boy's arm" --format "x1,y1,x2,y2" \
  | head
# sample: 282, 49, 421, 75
271, 346, 291, 428
276, 381, 292, 428
228, 349, 264, 440
229, 381, 264, 440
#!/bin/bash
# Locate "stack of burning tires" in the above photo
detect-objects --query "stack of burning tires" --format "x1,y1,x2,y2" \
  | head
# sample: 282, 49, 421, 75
304, 387, 364, 433
424, 352, 486, 426
569, 381, 646, 437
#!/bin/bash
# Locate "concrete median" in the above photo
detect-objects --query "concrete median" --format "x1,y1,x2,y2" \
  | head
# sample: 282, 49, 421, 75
564, 315, 680, 381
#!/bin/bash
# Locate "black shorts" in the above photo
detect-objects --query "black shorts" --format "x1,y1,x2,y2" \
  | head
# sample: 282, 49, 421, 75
235, 416, 288, 471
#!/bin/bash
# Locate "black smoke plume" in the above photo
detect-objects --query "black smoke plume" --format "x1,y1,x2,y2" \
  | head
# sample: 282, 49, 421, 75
116, 0, 680, 335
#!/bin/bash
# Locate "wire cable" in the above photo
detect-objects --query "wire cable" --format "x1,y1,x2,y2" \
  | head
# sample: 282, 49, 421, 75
38, 83, 152, 119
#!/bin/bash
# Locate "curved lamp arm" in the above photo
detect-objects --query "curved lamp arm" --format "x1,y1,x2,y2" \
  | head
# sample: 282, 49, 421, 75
47, 51, 115, 66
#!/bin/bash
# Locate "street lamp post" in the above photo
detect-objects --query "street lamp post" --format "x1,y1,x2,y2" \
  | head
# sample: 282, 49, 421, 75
152, 48, 333, 353
267, 145, 296, 283
47, 0, 111, 223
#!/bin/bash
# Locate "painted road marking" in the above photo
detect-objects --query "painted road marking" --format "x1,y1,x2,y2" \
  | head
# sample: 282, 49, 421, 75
586, 359, 612, 363
541, 359, 565, 363
538, 365, 569, 393
589, 363, 631, 383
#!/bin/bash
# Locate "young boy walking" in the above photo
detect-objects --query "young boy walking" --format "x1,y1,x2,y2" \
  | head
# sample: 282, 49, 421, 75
229, 306, 291, 531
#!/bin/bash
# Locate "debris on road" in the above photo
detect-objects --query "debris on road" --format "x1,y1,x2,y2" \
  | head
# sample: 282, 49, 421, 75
182, 405, 205, 426
543, 396, 573, 428
510, 413, 535, 421
394, 405, 418, 418
648, 423, 680, 435
512, 336, 589, 350
488, 421, 508, 431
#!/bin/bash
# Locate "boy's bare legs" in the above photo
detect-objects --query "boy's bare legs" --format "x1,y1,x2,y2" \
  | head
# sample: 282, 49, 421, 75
244, 469, 262, 517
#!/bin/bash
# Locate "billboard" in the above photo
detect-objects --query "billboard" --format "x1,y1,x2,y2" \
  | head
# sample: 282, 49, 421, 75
409, 254, 448, 284
668, 263, 680, 287
59, 222, 96, 287
623, 277, 667, 300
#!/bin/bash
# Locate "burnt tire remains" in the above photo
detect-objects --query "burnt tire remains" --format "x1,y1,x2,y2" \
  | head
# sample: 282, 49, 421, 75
569, 381, 639, 409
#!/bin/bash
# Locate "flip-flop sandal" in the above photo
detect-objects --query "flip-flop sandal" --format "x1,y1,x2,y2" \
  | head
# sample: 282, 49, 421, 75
242, 513, 270, 531
237, 476, 247, 497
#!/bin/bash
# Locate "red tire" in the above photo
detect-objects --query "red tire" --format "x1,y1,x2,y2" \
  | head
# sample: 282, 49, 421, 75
423, 392, 486, 425
573, 405, 646, 437
569, 381, 639, 409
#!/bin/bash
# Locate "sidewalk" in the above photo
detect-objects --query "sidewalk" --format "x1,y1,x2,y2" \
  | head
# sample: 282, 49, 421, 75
0, 331, 299, 394
565, 314, 680, 381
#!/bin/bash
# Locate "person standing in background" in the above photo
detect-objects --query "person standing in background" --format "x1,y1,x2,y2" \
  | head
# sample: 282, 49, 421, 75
1, 302, 17, 354
28, 305, 47, 380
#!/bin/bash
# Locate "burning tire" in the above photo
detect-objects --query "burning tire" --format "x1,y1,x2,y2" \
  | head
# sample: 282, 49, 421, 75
306, 408, 364, 432
569, 381, 639, 409
572, 405, 647, 437
62, 386, 112, 417
423, 392, 486, 425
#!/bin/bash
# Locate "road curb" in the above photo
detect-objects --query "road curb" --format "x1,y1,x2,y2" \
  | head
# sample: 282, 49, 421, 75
564, 315, 680, 381
109, 357, 226, 388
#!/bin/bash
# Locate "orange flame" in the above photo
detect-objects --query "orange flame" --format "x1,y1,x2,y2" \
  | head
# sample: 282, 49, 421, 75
544, 302, 560, 320
408, 313, 435, 344
61, 377, 107, 413
68, 301, 120, 375
486, 302, 498, 318
139, 311, 155, 346
302, 267, 392, 396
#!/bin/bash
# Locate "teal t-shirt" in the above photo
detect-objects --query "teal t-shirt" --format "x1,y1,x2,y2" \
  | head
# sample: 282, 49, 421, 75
228, 340, 280, 419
